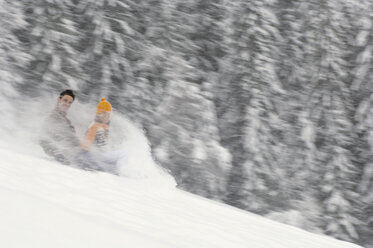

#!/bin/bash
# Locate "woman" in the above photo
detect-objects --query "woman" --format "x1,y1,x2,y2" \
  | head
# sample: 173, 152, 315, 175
75, 98, 128, 174
81, 97, 111, 152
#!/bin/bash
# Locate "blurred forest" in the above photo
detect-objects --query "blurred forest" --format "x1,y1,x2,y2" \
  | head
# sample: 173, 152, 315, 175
1, 0, 372, 246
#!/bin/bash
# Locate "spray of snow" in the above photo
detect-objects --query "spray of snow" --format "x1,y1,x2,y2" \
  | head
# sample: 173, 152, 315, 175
0, 94, 175, 188
109, 113, 175, 186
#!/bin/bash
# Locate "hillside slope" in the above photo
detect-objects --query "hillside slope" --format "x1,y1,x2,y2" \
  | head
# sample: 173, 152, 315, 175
0, 148, 362, 248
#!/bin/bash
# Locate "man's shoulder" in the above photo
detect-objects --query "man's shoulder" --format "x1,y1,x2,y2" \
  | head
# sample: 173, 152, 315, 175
43, 110, 58, 123
43, 110, 73, 128
48, 109, 72, 121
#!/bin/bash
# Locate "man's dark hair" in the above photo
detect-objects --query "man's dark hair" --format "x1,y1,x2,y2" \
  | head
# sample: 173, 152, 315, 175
59, 89, 75, 100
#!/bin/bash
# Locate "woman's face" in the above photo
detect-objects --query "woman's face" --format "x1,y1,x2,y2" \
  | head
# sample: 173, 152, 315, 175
98, 112, 111, 123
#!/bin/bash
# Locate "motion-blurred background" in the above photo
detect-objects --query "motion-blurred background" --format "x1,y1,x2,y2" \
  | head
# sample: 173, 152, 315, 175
0, 1, 372, 246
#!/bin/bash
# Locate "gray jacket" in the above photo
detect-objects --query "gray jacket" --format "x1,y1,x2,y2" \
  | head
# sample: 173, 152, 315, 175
39, 108, 80, 164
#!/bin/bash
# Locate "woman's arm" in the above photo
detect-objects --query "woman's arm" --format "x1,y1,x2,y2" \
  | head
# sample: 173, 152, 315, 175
81, 123, 99, 150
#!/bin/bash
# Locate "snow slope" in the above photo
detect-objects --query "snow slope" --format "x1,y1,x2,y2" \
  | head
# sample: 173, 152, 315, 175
0, 147, 362, 248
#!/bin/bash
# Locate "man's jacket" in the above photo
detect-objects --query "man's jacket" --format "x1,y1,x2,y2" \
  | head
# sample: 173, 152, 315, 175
39, 108, 80, 164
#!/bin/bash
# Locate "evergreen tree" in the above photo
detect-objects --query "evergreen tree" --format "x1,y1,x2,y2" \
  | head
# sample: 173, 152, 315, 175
150, 56, 231, 199
275, 0, 318, 203
299, 0, 362, 242
118, 46, 169, 127
184, 0, 227, 80
356, 93, 373, 246
0, 1, 29, 134
19, 0, 82, 95
146, 0, 227, 82
221, 0, 288, 213
74, 0, 144, 104
349, 2, 373, 245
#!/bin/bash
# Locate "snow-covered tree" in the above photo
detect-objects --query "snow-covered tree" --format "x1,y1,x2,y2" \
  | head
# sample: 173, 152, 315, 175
150, 56, 231, 199
116, 46, 169, 128
182, 0, 227, 78
146, 0, 227, 82
0, 1, 29, 135
74, 0, 144, 103
220, 0, 289, 213
317, 106, 361, 241
299, 0, 362, 242
275, 0, 318, 202
348, 3, 373, 246
356, 94, 373, 246
19, 0, 82, 94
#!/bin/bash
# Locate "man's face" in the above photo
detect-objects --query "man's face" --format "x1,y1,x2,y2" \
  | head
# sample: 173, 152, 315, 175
57, 95, 74, 113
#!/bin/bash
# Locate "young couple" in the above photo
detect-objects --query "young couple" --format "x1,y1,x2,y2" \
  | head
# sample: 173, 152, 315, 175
39, 89, 128, 174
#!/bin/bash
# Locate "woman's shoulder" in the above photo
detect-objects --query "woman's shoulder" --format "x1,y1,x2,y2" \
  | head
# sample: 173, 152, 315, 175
89, 122, 109, 131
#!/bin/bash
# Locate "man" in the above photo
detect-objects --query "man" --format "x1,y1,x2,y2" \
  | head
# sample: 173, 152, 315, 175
39, 90, 81, 165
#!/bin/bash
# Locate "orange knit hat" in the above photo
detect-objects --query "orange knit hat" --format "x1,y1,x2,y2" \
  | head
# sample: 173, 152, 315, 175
96, 97, 112, 114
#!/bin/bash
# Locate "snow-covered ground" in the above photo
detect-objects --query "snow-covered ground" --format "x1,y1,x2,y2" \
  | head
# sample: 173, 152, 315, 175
0, 148, 362, 248
0, 98, 363, 248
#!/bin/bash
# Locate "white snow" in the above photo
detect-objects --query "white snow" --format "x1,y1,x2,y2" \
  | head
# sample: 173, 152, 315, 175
0, 146, 362, 248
